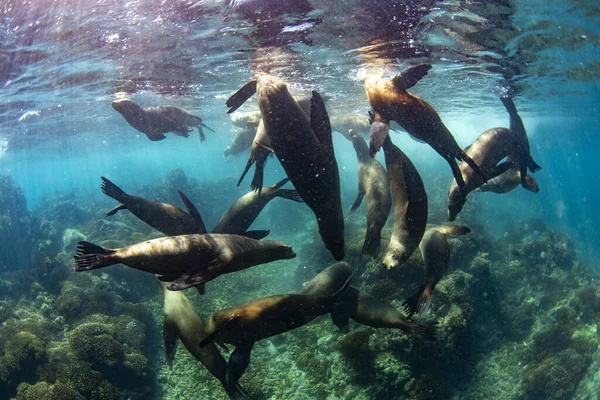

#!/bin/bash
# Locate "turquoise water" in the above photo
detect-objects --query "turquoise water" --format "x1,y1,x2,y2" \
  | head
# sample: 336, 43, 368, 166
0, 1, 599, 399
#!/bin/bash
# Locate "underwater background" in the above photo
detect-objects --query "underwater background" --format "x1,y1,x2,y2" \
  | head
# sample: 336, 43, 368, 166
0, 0, 599, 399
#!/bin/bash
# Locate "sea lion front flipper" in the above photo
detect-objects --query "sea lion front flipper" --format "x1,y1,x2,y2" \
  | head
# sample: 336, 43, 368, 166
226, 80, 258, 114
369, 120, 390, 157
347, 189, 365, 215
148, 133, 167, 141
200, 122, 215, 132
163, 316, 179, 367
309, 90, 333, 151
197, 126, 207, 142
391, 63, 432, 90
241, 230, 270, 240
105, 203, 126, 217
489, 161, 515, 182
178, 191, 207, 234
362, 224, 382, 258
226, 341, 255, 389
331, 299, 350, 333
406, 319, 438, 341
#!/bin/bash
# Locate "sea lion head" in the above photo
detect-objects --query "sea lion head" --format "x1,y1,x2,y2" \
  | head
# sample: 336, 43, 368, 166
111, 99, 142, 116
302, 261, 352, 296
381, 249, 400, 270
274, 244, 296, 260
447, 186, 466, 222
524, 175, 539, 193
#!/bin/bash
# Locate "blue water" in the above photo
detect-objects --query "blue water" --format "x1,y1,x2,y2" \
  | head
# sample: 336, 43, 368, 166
1, 1, 599, 399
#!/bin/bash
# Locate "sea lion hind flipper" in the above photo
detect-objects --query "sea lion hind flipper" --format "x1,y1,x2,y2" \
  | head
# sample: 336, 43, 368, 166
73, 241, 115, 272
163, 316, 179, 367
330, 301, 350, 333
226, 80, 257, 114
197, 126, 207, 142
403, 284, 433, 318
392, 63, 432, 90
101, 176, 127, 201
347, 189, 365, 215
409, 319, 438, 341
361, 226, 382, 258
200, 122, 215, 132
226, 341, 254, 389
178, 191, 207, 234
241, 230, 270, 240
275, 189, 304, 203
369, 121, 390, 157
270, 177, 291, 190
309, 90, 334, 151
105, 203, 126, 217
237, 154, 256, 188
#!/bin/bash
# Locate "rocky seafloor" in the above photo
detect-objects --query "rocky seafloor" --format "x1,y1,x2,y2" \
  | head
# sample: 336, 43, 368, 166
0, 170, 598, 400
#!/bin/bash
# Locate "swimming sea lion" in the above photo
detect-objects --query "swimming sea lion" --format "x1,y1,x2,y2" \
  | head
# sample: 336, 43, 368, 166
112, 99, 214, 142
476, 166, 539, 194
74, 234, 295, 290
329, 113, 371, 134
212, 177, 303, 236
227, 75, 345, 261
500, 95, 542, 174
346, 132, 391, 257
301, 262, 437, 340
381, 136, 428, 270
447, 127, 532, 221
199, 275, 351, 388
224, 127, 256, 157
101, 176, 207, 236
403, 224, 471, 318
364, 64, 485, 191
160, 281, 252, 399
233, 97, 311, 193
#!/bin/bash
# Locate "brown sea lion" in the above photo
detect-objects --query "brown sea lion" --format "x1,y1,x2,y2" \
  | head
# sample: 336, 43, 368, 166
234, 97, 311, 193
381, 136, 428, 270
112, 99, 214, 142
364, 64, 484, 191
301, 262, 437, 340
227, 75, 344, 261
101, 176, 207, 236
329, 113, 371, 134
476, 166, 539, 194
160, 281, 252, 399
346, 132, 391, 257
199, 275, 351, 388
74, 234, 295, 290
224, 127, 256, 157
447, 127, 532, 221
403, 224, 471, 318
212, 177, 303, 236
500, 95, 542, 174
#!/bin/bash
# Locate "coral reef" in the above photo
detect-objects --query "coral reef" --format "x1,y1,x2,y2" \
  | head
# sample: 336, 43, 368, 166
0, 175, 31, 271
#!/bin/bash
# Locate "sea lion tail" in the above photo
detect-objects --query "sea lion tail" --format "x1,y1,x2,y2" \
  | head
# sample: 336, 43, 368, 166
73, 241, 116, 271
361, 226, 381, 258
437, 225, 471, 237
402, 284, 433, 318
275, 189, 304, 203
406, 319, 438, 341
101, 176, 127, 201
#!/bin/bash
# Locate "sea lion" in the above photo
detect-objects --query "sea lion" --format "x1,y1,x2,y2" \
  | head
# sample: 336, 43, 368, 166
227, 75, 345, 261
101, 176, 207, 236
199, 275, 351, 388
364, 63, 485, 191
381, 136, 428, 270
346, 132, 392, 257
112, 99, 214, 142
329, 113, 371, 134
403, 225, 471, 318
160, 281, 252, 399
212, 177, 303, 236
224, 127, 256, 157
447, 127, 532, 221
301, 262, 437, 340
476, 166, 539, 194
500, 95, 542, 174
234, 97, 311, 193
74, 234, 295, 290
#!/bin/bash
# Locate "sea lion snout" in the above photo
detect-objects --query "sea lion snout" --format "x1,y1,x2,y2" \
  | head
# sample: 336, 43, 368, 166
382, 251, 399, 270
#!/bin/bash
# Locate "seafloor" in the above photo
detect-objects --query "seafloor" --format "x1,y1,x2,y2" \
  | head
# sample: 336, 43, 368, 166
0, 170, 598, 400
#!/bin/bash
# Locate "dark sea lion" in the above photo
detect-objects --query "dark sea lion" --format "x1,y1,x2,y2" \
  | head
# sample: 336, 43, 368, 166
346, 132, 391, 257
233, 97, 311, 193
112, 99, 214, 142
199, 275, 351, 388
447, 127, 532, 221
403, 225, 471, 318
160, 281, 252, 399
227, 75, 345, 261
500, 95, 542, 174
101, 176, 207, 236
301, 262, 437, 340
212, 177, 303, 236
476, 166, 539, 194
364, 64, 485, 191
74, 234, 295, 290
381, 136, 428, 270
